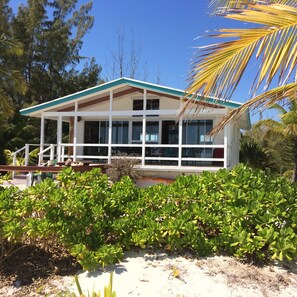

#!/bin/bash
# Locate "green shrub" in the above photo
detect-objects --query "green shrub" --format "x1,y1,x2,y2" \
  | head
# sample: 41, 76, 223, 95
0, 164, 296, 271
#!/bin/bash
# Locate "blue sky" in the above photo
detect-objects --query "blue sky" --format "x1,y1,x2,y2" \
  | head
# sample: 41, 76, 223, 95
10, 0, 273, 121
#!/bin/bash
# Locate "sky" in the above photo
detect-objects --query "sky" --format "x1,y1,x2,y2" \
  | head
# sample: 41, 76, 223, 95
10, 0, 274, 122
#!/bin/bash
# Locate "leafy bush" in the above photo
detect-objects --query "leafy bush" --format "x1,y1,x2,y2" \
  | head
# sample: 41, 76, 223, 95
0, 185, 27, 266
0, 164, 296, 271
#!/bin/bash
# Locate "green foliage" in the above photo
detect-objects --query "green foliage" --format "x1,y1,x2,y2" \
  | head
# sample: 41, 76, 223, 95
241, 99, 297, 181
240, 135, 275, 171
0, 165, 297, 271
0, 0, 103, 155
3, 147, 39, 165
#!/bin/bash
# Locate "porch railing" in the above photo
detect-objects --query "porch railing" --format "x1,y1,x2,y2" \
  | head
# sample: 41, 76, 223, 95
57, 143, 226, 168
12, 142, 227, 177
10, 144, 56, 177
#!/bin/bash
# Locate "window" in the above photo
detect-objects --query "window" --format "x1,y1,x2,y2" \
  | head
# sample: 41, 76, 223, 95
132, 121, 159, 143
84, 121, 99, 144
99, 121, 109, 144
84, 121, 109, 156
145, 121, 159, 143
84, 121, 109, 144
162, 121, 178, 144
147, 99, 159, 110
182, 120, 213, 145
133, 99, 159, 117
112, 121, 128, 144
132, 122, 142, 143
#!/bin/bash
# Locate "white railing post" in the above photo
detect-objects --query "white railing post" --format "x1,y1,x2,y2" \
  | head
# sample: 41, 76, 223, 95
12, 153, 17, 166
12, 153, 16, 179
50, 144, 55, 161
61, 145, 65, 161
57, 143, 61, 162
24, 144, 29, 166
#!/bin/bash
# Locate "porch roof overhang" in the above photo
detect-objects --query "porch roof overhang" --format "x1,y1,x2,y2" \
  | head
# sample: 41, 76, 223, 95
20, 77, 251, 130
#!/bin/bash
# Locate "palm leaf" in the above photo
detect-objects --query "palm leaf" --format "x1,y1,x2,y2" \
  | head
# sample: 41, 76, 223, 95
268, 103, 287, 114
209, 0, 297, 15
211, 82, 297, 134
185, 4, 297, 112
254, 118, 284, 134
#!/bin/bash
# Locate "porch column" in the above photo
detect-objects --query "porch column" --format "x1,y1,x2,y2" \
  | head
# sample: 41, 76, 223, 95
224, 123, 228, 168
69, 118, 74, 157
142, 89, 147, 166
108, 90, 113, 164
57, 115, 62, 162
178, 97, 183, 167
178, 118, 183, 167
73, 102, 78, 161
39, 114, 45, 165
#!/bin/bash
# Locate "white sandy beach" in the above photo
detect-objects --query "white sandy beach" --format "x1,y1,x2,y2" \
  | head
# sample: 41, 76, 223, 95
32, 250, 297, 297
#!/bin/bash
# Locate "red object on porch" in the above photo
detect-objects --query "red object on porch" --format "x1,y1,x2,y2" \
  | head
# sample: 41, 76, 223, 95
213, 148, 224, 158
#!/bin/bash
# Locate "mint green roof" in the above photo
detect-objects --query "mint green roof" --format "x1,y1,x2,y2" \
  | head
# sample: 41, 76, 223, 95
20, 77, 251, 128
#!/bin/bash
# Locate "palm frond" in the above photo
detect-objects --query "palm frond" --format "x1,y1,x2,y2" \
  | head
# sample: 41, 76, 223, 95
210, 82, 297, 134
185, 4, 297, 114
209, 0, 297, 15
268, 103, 287, 114
254, 119, 284, 136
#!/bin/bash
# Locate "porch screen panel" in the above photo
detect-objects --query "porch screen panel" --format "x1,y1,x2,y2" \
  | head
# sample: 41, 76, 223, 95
85, 121, 99, 143
84, 121, 109, 156
145, 121, 159, 143
112, 121, 128, 144
162, 121, 178, 144
182, 120, 213, 163
99, 121, 109, 144
132, 122, 142, 143
132, 121, 159, 144
182, 120, 213, 144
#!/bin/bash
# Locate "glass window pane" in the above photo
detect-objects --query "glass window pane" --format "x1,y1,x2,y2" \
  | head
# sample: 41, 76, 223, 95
99, 121, 109, 144
147, 99, 159, 110
133, 99, 159, 110
146, 121, 159, 143
162, 121, 178, 144
112, 121, 128, 144
132, 122, 142, 143
182, 120, 213, 144
133, 100, 143, 110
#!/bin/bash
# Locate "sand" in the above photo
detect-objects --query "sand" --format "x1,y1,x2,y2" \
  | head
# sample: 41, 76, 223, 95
36, 250, 297, 297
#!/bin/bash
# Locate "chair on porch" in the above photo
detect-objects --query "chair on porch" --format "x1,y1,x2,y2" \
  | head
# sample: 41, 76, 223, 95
30, 159, 57, 186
